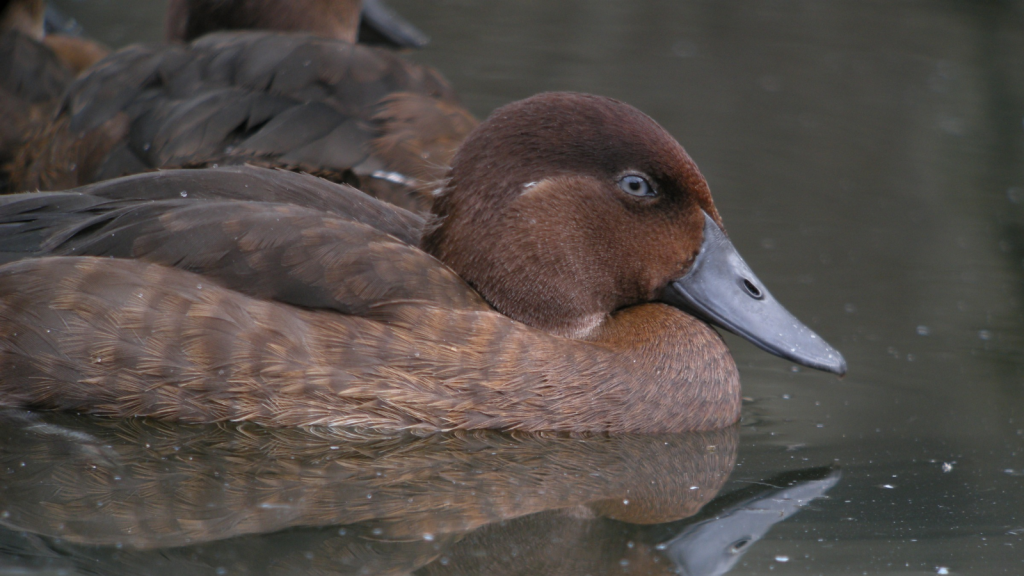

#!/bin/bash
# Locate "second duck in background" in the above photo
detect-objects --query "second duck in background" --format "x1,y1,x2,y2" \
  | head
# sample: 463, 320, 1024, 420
10, 0, 476, 213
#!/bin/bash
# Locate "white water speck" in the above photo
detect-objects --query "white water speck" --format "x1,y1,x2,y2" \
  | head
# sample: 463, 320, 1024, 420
775, 555, 789, 563
942, 462, 953, 473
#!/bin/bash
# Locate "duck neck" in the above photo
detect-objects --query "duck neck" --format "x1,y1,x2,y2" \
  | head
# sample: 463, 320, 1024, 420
584, 303, 741, 432
166, 0, 363, 43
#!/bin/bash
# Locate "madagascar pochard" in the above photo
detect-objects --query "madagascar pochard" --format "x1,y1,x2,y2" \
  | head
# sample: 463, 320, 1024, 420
9, 0, 475, 213
0, 92, 845, 433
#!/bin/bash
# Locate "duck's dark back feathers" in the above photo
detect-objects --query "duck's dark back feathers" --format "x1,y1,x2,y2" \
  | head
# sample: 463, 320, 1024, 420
16, 164, 425, 242
12, 31, 476, 212
0, 166, 482, 313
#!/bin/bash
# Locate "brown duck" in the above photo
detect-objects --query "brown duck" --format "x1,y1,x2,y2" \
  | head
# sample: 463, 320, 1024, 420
0, 92, 846, 433
10, 0, 476, 213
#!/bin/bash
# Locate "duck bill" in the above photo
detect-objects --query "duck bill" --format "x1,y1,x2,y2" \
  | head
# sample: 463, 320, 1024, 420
359, 0, 430, 49
662, 212, 847, 375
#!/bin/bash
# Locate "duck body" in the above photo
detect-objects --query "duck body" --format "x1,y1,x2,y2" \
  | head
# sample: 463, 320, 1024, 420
0, 93, 844, 433
11, 29, 476, 212
0, 166, 738, 432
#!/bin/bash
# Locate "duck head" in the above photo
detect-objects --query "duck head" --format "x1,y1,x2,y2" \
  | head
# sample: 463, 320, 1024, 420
423, 92, 846, 375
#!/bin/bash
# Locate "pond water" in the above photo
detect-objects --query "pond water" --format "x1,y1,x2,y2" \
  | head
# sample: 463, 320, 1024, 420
6, 0, 1024, 574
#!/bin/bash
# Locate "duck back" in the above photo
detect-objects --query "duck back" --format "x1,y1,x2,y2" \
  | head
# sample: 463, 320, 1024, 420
0, 166, 480, 312
10, 31, 476, 212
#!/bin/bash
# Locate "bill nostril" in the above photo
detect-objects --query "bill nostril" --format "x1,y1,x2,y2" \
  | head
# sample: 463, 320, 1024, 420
742, 278, 763, 299
729, 538, 751, 554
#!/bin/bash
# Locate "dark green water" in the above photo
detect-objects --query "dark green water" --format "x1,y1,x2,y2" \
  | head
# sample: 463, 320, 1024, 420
8, 0, 1024, 574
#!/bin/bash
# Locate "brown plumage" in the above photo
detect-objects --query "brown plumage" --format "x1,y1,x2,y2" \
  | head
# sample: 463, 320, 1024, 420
0, 92, 839, 432
0, 0, 108, 192
10, 29, 476, 212
167, 0, 365, 44
166, 0, 432, 49
0, 409, 737, 549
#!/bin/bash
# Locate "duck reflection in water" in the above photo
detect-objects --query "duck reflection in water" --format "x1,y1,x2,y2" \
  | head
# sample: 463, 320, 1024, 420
0, 410, 837, 575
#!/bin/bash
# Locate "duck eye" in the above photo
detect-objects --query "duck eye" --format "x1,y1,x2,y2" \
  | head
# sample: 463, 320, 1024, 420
618, 174, 655, 197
